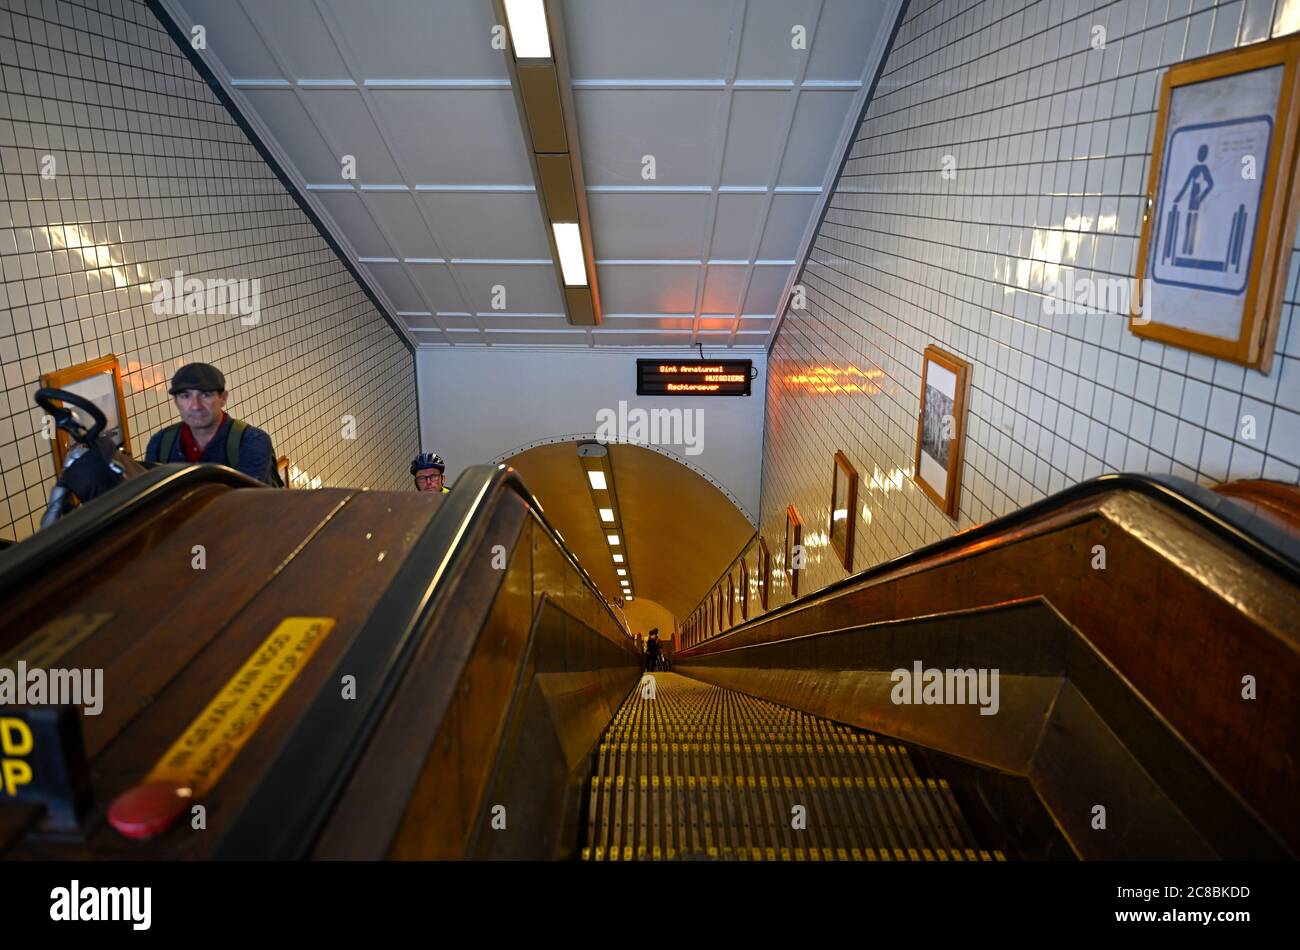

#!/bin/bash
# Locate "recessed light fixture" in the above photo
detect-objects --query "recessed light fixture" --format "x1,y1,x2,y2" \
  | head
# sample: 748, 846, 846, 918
503, 0, 551, 58
620, 580, 629, 587
587, 469, 607, 490
552, 222, 587, 286
598, 508, 614, 522
616, 568, 627, 576
612, 554, 624, 563
607, 534, 620, 545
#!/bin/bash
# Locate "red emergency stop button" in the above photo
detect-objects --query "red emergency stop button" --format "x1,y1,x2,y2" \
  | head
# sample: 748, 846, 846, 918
108, 783, 190, 839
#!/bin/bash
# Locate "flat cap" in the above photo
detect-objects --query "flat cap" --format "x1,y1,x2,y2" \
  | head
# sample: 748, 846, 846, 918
169, 362, 226, 395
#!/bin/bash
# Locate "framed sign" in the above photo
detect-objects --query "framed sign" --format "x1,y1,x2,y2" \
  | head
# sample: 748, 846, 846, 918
40, 355, 131, 474
914, 345, 971, 518
739, 558, 749, 621
1132, 34, 1300, 371
784, 505, 803, 599
830, 451, 858, 572
757, 537, 770, 610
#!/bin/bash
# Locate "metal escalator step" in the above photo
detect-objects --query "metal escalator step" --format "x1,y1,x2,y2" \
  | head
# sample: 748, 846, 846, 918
580, 673, 995, 861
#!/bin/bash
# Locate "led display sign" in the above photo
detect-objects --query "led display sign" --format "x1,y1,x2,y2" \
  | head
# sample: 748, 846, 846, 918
636, 359, 752, 396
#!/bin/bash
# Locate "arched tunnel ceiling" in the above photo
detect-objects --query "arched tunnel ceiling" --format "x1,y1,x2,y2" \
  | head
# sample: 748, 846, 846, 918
504, 441, 753, 618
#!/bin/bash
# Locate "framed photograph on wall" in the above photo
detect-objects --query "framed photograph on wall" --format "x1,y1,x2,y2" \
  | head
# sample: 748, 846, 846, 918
40, 354, 131, 474
757, 537, 770, 610
914, 345, 971, 518
829, 450, 858, 572
784, 504, 803, 599
739, 558, 749, 621
1131, 34, 1300, 372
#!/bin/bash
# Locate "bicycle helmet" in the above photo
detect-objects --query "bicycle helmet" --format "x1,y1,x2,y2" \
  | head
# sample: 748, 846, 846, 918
410, 452, 446, 476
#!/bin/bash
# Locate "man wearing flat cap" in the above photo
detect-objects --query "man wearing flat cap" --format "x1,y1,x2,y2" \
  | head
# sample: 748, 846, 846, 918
144, 362, 279, 485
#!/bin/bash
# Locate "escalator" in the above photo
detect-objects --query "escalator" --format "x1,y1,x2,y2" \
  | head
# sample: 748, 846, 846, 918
0, 462, 1295, 860
582, 673, 1001, 861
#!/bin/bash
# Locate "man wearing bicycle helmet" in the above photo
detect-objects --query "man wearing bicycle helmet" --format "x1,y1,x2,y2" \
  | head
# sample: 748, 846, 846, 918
411, 452, 449, 493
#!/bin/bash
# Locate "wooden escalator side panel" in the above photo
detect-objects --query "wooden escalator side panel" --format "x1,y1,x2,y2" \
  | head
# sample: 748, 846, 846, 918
679, 489, 1300, 853
0, 482, 234, 654
6, 489, 446, 859
1212, 479, 1300, 533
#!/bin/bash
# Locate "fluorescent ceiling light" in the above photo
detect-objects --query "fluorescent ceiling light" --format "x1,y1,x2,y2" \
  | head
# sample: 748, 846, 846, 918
620, 580, 629, 586
624, 595, 632, 601
552, 222, 588, 286
587, 469, 607, 490
504, 0, 551, 58
607, 534, 620, 545
616, 568, 627, 576
612, 554, 624, 563
599, 508, 614, 522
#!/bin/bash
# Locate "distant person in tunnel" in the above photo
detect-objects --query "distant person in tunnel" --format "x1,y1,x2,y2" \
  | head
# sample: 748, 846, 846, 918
645, 628, 662, 672
144, 362, 279, 485
411, 452, 449, 493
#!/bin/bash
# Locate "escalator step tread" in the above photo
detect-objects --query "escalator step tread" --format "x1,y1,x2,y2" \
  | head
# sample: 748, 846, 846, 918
581, 673, 999, 861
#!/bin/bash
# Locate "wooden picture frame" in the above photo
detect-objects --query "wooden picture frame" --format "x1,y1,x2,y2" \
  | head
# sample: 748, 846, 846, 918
830, 450, 858, 572
1131, 34, 1300, 372
727, 575, 735, 626
914, 345, 971, 519
739, 558, 749, 621
784, 504, 803, 599
757, 537, 771, 610
40, 354, 132, 474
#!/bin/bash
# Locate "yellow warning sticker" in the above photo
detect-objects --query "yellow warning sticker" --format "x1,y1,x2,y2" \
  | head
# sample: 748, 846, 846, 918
144, 617, 334, 796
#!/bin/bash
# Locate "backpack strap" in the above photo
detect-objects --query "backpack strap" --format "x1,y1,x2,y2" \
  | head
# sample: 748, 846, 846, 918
156, 423, 183, 463
225, 418, 248, 469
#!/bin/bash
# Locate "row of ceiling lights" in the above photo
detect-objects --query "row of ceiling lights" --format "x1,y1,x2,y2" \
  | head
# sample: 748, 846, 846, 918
577, 442, 632, 602
500, 0, 601, 325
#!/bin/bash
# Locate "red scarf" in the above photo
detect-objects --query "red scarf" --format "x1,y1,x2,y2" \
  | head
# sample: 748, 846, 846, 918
178, 412, 228, 462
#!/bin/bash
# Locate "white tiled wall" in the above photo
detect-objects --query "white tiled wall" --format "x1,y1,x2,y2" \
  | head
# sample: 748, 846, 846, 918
750, 0, 1300, 609
0, 0, 419, 541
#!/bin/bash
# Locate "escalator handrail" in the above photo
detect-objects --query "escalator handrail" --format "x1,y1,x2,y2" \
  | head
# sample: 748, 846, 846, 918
684, 472, 1300, 647
213, 463, 631, 859
0, 462, 263, 603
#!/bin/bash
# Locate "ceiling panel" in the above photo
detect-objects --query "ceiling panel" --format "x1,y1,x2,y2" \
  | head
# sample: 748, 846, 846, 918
597, 264, 701, 313
743, 264, 794, 313
361, 192, 437, 259
299, 89, 403, 183
587, 193, 712, 260
162, 0, 902, 348
806, 0, 896, 82
575, 89, 725, 186
454, 263, 565, 314
369, 89, 535, 184
320, 0, 505, 80
735, 0, 819, 80
758, 193, 819, 259
778, 89, 859, 186
417, 192, 552, 260
183, 0, 281, 77
718, 89, 790, 185
252, 0, 349, 78
314, 191, 394, 258
565, 0, 737, 81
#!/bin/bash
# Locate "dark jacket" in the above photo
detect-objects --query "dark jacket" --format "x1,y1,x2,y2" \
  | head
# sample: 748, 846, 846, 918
145, 415, 276, 485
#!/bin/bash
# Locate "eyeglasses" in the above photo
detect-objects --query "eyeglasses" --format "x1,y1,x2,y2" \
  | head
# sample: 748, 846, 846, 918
415, 474, 442, 485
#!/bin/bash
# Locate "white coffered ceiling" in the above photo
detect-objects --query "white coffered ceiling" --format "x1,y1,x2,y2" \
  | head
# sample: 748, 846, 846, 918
159, 0, 901, 348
